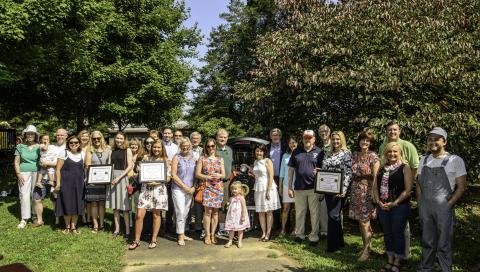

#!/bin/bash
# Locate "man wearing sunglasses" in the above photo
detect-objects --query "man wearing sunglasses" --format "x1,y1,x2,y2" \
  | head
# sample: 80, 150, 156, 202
288, 130, 325, 246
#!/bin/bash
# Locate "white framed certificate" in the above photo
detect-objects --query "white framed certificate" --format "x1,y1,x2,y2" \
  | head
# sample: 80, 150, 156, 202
139, 161, 167, 183
87, 164, 113, 184
315, 170, 343, 194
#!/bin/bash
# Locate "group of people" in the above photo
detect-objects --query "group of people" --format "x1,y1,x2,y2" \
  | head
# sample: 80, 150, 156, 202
13, 122, 466, 272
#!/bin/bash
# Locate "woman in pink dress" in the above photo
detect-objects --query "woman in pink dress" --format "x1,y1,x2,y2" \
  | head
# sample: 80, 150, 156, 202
224, 181, 250, 248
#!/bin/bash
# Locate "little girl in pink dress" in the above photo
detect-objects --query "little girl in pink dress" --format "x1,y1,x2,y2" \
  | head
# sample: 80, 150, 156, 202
224, 181, 250, 248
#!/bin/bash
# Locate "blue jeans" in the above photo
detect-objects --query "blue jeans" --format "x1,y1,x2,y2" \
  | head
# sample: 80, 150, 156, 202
377, 203, 410, 259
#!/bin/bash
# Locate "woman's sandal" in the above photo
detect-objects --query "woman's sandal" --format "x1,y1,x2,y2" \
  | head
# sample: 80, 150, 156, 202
178, 240, 186, 246
224, 241, 233, 248
62, 228, 70, 235
91, 227, 98, 234
184, 236, 193, 241
204, 235, 212, 245
148, 241, 157, 249
128, 240, 141, 250
379, 262, 394, 272
71, 228, 81, 235
211, 235, 217, 244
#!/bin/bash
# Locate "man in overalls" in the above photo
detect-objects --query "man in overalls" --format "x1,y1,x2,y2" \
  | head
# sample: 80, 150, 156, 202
416, 127, 467, 272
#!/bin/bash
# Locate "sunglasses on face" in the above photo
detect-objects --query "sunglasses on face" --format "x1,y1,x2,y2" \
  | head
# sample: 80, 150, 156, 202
69, 141, 79, 145
92, 137, 101, 141
207, 145, 216, 148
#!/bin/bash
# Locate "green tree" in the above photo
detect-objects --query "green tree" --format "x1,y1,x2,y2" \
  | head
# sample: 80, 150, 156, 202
188, 0, 281, 137
237, 0, 480, 180
0, 0, 200, 131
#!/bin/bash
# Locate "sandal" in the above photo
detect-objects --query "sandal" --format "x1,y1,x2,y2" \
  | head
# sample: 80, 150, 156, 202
237, 241, 243, 248
71, 228, 81, 235
148, 241, 157, 249
128, 240, 141, 250
91, 227, 98, 234
112, 231, 120, 238
379, 262, 393, 272
62, 228, 70, 235
224, 241, 233, 248
204, 235, 212, 245
211, 235, 217, 244
178, 240, 185, 246
184, 236, 193, 241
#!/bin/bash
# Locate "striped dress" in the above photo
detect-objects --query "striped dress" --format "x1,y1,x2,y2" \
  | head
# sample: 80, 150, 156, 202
106, 149, 131, 211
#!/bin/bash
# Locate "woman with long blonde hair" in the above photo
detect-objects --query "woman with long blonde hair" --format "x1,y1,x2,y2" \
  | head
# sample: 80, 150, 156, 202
84, 131, 111, 233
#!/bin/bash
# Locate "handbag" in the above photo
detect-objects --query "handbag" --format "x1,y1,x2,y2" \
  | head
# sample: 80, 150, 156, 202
124, 149, 139, 196
195, 182, 206, 204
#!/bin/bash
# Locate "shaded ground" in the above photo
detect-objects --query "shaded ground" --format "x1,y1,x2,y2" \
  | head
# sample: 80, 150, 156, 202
122, 231, 301, 272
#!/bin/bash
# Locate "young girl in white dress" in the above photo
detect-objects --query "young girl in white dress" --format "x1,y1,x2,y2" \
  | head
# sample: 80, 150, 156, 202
224, 181, 250, 248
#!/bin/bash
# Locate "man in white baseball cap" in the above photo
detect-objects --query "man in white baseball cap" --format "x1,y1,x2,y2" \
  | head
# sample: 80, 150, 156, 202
416, 127, 467, 272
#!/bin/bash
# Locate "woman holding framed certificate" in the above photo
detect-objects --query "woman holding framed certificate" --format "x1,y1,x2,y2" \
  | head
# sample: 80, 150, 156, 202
84, 131, 111, 233
195, 138, 225, 245
129, 139, 170, 250
320, 131, 352, 253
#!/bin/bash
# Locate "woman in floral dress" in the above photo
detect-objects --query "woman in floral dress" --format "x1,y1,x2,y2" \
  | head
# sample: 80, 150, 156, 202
195, 138, 225, 245
349, 131, 379, 261
321, 131, 352, 253
129, 139, 170, 250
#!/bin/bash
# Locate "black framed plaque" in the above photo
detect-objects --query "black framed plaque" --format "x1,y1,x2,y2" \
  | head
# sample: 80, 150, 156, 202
139, 161, 168, 183
87, 164, 113, 184
315, 170, 343, 194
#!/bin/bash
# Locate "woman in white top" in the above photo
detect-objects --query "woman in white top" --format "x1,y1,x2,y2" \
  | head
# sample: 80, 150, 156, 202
278, 136, 298, 236
245, 144, 281, 241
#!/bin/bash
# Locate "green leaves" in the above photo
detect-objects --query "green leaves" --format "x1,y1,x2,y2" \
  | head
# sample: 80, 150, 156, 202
0, 0, 199, 131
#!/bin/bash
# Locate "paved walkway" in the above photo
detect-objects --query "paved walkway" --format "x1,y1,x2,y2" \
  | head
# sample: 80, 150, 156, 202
122, 232, 302, 272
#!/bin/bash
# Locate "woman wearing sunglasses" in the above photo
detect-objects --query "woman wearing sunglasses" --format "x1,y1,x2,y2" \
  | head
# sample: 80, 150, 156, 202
55, 135, 86, 234
195, 138, 225, 245
84, 131, 111, 233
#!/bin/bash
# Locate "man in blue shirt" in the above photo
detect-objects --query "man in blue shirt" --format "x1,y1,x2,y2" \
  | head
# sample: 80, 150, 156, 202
288, 130, 324, 246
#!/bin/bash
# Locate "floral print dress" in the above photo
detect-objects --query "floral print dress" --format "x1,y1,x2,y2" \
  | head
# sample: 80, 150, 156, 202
348, 151, 379, 222
137, 157, 169, 211
201, 156, 224, 208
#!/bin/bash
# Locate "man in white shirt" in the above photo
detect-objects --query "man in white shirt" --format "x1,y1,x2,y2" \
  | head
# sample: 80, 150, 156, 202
38, 128, 67, 226
162, 128, 178, 161
416, 127, 467, 272
162, 127, 178, 233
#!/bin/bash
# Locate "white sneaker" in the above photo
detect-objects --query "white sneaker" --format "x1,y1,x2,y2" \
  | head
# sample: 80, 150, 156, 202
17, 220, 27, 229
200, 230, 205, 239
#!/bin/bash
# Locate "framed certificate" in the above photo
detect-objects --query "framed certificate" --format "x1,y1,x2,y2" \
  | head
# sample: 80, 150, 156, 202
315, 170, 343, 194
87, 164, 113, 184
139, 161, 168, 183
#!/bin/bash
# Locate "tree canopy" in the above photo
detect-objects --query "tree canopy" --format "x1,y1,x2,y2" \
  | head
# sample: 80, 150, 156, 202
0, 0, 200, 132
192, 0, 480, 180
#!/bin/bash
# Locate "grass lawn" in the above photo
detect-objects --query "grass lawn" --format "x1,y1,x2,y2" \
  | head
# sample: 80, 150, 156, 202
0, 197, 126, 272
274, 190, 480, 272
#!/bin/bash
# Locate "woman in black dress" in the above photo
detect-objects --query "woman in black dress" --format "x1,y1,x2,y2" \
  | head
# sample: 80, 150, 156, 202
55, 135, 85, 234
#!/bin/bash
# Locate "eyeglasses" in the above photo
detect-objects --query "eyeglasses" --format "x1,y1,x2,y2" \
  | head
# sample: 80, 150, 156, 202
174, 135, 182, 137
69, 141, 79, 145
92, 137, 101, 141
207, 145, 216, 148
146, 141, 153, 144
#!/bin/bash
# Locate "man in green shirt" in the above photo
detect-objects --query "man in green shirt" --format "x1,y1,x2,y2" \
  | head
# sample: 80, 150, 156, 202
378, 120, 420, 260
215, 128, 233, 236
